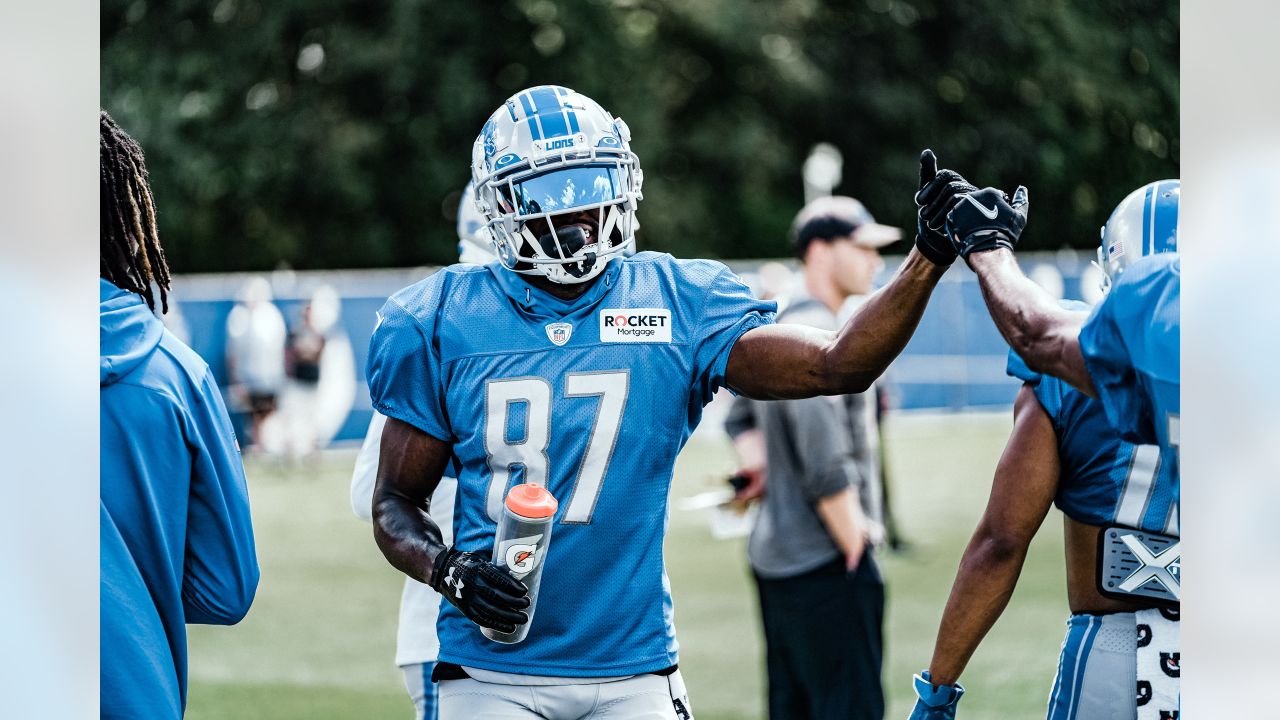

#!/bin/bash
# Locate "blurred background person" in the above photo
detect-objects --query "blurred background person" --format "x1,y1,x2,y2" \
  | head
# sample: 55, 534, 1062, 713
279, 284, 355, 462
837, 277, 907, 553
285, 300, 326, 387
225, 276, 287, 451
725, 195, 899, 720
757, 259, 798, 304
350, 183, 491, 720
100, 110, 259, 720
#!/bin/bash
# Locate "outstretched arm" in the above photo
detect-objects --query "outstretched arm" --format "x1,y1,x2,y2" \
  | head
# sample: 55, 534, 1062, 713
967, 250, 1094, 397
725, 248, 947, 399
925, 385, 1059, 686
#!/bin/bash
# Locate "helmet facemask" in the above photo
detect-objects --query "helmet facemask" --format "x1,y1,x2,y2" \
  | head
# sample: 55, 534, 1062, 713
471, 86, 643, 285
480, 151, 640, 284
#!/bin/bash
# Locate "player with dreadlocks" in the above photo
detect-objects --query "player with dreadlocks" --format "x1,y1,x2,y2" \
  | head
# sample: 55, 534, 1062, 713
100, 110, 259, 719
100, 110, 172, 313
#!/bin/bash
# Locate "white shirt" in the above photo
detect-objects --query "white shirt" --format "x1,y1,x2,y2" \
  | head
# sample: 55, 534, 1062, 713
351, 411, 455, 667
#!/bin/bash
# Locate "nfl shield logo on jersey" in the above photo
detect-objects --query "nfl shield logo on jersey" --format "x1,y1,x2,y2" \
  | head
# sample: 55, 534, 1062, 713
545, 322, 573, 346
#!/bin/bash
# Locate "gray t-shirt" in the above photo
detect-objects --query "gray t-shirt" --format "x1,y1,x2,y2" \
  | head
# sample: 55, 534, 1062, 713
725, 293, 885, 580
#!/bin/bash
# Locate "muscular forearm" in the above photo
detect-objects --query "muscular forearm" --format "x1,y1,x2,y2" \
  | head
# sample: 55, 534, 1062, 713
371, 418, 452, 586
821, 249, 947, 392
928, 529, 1029, 686
728, 249, 947, 399
968, 251, 1093, 395
372, 489, 447, 585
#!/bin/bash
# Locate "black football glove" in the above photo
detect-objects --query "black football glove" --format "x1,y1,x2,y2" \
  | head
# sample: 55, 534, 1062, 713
914, 149, 978, 266
945, 185, 1030, 260
430, 547, 530, 633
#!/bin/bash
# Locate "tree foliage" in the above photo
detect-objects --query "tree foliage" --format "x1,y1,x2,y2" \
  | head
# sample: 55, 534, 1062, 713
102, 0, 1178, 272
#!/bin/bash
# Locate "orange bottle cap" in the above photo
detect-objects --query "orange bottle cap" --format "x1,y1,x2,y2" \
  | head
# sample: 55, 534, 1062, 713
505, 484, 558, 519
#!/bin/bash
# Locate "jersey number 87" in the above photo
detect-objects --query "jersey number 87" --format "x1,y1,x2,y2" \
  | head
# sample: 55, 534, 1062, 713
483, 371, 630, 525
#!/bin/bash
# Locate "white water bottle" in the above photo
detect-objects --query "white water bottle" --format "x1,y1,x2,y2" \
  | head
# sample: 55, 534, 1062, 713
482, 483, 558, 644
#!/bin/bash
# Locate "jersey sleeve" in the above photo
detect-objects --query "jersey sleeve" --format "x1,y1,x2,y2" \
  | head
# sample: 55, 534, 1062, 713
366, 276, 455, 443
688, 263, 776, 405
1079, 275, 1155, 445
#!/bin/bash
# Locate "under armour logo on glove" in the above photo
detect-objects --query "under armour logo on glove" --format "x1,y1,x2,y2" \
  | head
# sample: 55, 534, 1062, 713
443, 567, 465, 597
430, 547, 530, 633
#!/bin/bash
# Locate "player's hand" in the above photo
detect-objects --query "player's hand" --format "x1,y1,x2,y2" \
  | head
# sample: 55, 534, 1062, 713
914, 149, 977, 267
908, 671, 965, 720
945, 185, 1029, 261
431, 547, 530, 633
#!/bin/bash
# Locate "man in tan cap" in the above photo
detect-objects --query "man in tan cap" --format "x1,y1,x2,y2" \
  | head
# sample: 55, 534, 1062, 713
725, 195, 900, 719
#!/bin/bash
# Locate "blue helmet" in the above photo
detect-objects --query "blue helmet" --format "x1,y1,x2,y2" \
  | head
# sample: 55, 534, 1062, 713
1096, 179, 1179, 292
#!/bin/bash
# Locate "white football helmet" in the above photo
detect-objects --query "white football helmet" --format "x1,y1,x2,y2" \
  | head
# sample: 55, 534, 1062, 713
1094, 179, 1179, 293
456, 181, 496, 264
471, 85, 643, 284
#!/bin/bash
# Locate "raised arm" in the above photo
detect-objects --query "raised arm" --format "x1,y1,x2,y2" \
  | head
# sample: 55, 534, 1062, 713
965, 250, 1094, 397
937, 177, 1097, 397
924, 385, 1060, 687
725, 150, 977, 400
726, 247, 947, 399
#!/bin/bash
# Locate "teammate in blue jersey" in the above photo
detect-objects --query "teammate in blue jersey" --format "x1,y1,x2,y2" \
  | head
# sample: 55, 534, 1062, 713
938, 175, 1180, 490
366, 87, 963, 718
908, 181, 1181, 720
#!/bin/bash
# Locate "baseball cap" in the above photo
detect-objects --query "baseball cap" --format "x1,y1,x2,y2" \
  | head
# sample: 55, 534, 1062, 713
790, 195, 902, 258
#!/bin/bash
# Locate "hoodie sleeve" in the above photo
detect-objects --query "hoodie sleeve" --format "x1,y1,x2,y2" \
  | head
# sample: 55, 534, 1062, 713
182, 367, 260, 625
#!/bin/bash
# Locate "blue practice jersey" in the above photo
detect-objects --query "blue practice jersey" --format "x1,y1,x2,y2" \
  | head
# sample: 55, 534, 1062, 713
1079, 254, 1180, 498
1009, 346, 1178, 535
366, 252, 775, 676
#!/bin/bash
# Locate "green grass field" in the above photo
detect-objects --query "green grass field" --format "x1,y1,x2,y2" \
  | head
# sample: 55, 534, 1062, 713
186, 411, 1069, 719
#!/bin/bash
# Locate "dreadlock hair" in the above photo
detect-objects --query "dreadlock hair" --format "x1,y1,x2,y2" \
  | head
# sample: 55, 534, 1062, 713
101, 110, 171, 313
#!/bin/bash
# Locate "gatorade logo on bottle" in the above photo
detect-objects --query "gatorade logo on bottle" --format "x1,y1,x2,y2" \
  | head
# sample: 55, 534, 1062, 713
500, 534, 544, 578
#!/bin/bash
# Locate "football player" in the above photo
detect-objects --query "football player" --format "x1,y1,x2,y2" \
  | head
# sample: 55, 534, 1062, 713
936, 174, 1179, 498
349, 183, 492, 720
365, 86, 963, 719
908, 182, 1180, 720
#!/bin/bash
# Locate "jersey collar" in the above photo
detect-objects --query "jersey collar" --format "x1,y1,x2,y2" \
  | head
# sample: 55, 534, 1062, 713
487, 258, 623, 322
